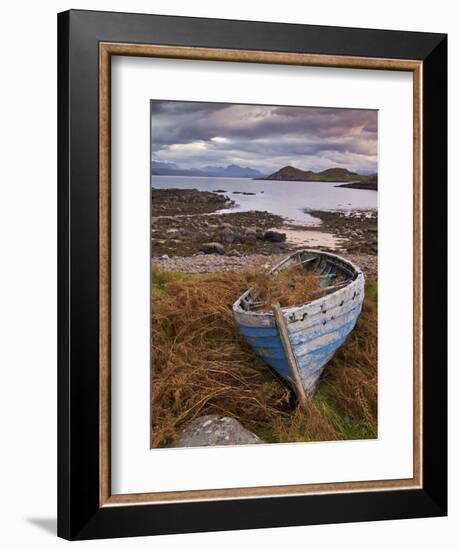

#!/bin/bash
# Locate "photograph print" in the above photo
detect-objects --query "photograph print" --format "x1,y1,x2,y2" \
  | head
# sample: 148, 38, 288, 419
150, 100, 378, 449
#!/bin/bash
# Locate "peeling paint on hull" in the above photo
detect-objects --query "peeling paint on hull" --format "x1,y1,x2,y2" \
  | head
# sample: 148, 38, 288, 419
233, 250, 365, 396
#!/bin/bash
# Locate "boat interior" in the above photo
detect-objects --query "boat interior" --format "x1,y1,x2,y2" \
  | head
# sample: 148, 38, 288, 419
239, 250, 359, 312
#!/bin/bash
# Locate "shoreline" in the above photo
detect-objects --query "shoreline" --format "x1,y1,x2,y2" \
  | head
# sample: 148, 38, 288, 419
151, 188, 377, 264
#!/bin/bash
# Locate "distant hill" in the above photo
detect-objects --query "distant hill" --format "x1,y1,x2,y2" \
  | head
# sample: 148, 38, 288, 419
260, 166, 315, 181
319, 167, 359, 178
152, 161, 264, 178
257, 165, 376, 186
201, 164, 263, 178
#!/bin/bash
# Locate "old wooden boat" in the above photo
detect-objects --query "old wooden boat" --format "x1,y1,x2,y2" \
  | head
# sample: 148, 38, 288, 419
232, 250, 365, 397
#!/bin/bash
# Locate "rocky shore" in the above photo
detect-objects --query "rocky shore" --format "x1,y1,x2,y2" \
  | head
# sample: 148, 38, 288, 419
151, 188, 377, 274
335, 181, 377, 191
151, 187, 234, 216
306, 209, 377, 255
152, 188, 288, 256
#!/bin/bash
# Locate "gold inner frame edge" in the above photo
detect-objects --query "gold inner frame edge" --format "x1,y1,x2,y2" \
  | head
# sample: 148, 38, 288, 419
99, 42, 423, 507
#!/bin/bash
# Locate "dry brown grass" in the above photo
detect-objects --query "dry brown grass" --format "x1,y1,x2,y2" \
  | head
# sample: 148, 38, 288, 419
151, 269, 377, 447
151, 270, 290, 447
250, 265, 323, 311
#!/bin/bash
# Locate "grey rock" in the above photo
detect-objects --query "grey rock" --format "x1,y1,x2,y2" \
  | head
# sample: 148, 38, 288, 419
221, 227, 235, 244
220, 222, 233, 230
160, 254, 169, 260
172, 415, 264, 447
200, 242, 225, 255
244, 227, 257, 236
263, 230, 287, 243
242, 233, 257, 244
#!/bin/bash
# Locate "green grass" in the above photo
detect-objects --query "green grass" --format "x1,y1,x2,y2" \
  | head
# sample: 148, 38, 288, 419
253, 382, 377, 444
314, 385, 377, 440
152, 268, 195, 294
365, 278, 378, 305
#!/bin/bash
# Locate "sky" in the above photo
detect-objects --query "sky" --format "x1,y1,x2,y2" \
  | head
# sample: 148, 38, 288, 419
150, 100, 378, 175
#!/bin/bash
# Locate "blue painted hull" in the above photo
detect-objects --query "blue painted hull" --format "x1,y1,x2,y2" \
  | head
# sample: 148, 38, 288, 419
238, 304, 362, 394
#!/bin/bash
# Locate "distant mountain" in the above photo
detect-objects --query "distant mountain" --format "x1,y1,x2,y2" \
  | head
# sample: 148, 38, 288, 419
257, 165, 376, 186
152, 161, 264, 178
200, 164, 264, 178
152, 161, 180, 171
151, 161, 208, 177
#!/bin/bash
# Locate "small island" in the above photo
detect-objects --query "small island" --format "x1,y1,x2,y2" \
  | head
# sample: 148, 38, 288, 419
334, 178, 377, 191
256, 165, 377, 189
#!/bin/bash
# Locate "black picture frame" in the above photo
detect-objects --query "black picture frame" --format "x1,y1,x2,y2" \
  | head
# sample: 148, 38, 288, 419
58, 9, 447, 540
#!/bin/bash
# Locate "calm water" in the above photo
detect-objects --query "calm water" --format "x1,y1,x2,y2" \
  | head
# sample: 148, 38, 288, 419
152, 175, 377, 225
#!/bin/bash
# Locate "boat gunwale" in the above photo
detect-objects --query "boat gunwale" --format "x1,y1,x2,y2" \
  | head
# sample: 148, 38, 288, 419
232, 249, 364, 320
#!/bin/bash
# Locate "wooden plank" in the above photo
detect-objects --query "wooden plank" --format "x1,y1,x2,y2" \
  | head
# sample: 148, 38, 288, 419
284, 276, 365, 332
233, 275, 364, 329
288, 304, 362, 349
272, 303, 309, 409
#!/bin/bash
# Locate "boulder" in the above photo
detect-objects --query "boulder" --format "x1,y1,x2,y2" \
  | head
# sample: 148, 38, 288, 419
241, 232, 257, 244
172, 415, 264, 447
220, 222, 234, 230
263, 230, 286, 243
200, 242, 225, 255
221, 227, 235, 244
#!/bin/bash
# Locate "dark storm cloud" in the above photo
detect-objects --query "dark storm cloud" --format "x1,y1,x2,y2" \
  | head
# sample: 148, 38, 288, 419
150, 101, 227, 117
150, 100, 378, 174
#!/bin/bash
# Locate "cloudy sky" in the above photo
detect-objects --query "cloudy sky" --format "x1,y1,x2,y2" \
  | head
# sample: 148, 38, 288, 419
150, 100, 378, 175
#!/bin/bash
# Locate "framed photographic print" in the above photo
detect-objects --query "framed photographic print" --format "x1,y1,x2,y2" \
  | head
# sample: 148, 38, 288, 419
57, 9, 447, 540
